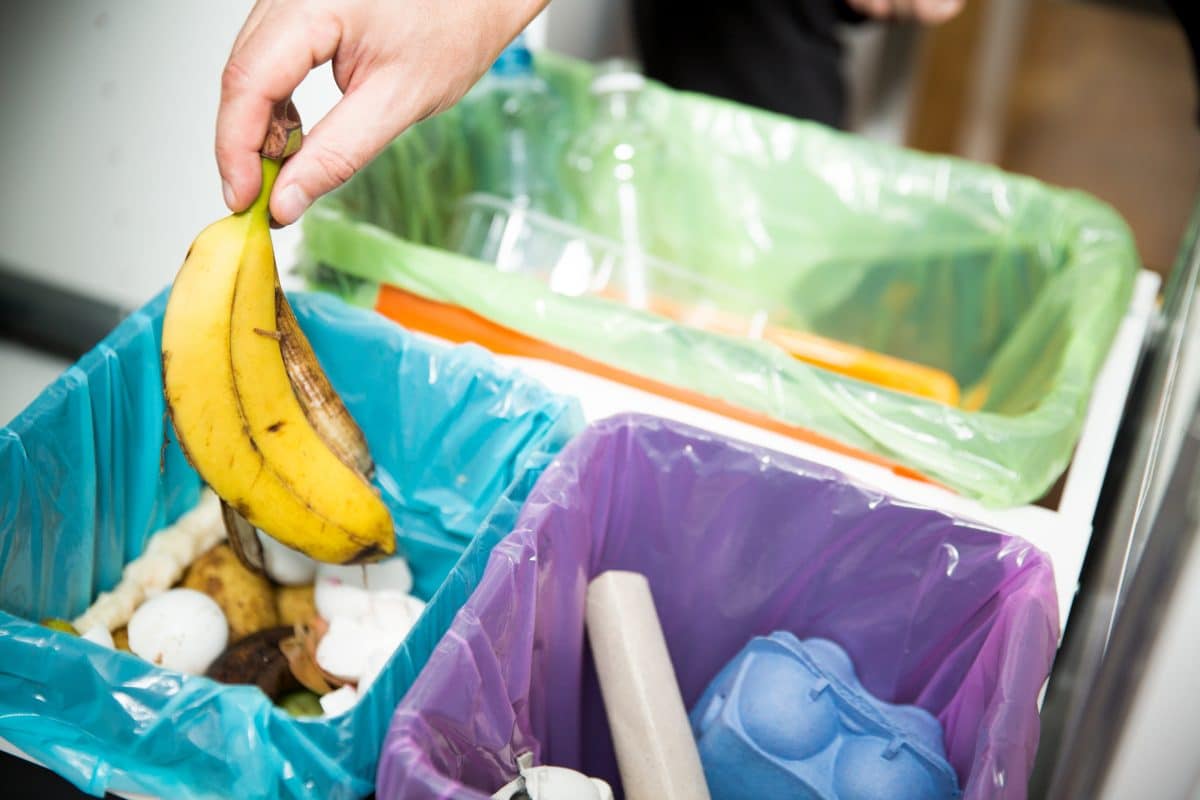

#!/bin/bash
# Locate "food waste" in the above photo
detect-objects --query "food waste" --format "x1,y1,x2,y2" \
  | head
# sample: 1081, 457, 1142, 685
160, 99, 394, 566
39, 101, 415, 717
47, 491, 425, 718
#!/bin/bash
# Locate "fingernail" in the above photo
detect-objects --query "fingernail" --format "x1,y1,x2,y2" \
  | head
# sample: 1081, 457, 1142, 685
222, 180, 236, 209
275, 184, 311, 224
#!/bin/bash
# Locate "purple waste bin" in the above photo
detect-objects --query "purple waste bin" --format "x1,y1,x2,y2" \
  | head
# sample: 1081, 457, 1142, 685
376, 414, 1059, 800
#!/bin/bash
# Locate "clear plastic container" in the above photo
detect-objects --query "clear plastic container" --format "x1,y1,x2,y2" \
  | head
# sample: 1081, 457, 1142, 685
447, 192, 726, 305
446, 192, 960, 404
456, 36, 571, 218
562, 65, 667, 302
447, 62, 958, 404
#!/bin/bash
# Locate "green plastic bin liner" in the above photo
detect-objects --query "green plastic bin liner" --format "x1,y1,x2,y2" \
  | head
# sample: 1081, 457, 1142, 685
0, 290, 580, 798
299, 53, 1138, 506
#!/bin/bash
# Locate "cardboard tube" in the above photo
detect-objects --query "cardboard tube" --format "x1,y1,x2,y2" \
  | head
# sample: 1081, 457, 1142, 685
585, 571, 711, 800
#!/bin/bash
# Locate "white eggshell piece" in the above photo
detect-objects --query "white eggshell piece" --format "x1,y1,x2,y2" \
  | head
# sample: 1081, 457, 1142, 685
257, 530, 318, 585
317, 558, 413, 594
357, 647, 393, 695
365, 558, 414, 594
366, 591, 426, 637
314, 577, 371, 621
320, 684, 360, 718
80, 625, 115, 649
360, 598, 425, 682
315, 616, 376, 682
316, 563, 370, 590
127, 589, 228, 675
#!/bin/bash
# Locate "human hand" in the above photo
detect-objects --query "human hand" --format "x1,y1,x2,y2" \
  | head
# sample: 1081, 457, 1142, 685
217, 0, 548, 225
846, 0, 965, 25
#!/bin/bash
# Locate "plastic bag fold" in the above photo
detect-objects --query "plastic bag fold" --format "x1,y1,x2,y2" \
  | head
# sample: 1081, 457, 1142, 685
301, 53, 1138, 506
0, 291, 581, 799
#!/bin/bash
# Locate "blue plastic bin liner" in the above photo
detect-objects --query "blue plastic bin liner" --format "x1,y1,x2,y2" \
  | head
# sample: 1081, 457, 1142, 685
0, 290, 582, 799
692, 633, 959, 800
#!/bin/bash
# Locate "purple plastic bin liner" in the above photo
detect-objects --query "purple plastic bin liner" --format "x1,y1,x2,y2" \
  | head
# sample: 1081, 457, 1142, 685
376, 414, 1060, 800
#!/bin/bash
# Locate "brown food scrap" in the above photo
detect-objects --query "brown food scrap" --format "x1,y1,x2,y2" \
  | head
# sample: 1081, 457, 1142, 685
206, 625, 301, 701
275, 584, 317, 628
181, 543, 278, 641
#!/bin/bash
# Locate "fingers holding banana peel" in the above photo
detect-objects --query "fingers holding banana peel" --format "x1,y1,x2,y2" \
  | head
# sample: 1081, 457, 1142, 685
216, 0, 341, 214
216, 0, 552, 224
271, 76, 407, 226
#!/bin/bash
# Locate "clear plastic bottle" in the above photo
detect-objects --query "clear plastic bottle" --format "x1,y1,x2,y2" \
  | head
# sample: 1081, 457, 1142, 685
460, 35, 568, 217
563, 66, 665, 306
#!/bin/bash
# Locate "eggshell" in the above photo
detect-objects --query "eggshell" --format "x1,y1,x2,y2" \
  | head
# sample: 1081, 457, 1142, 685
128, 588, 228, 675
357, 647, 393, 695
314, 577, 371, 621
257, 530, 318, 586
367, 591, 426, 646
319, 685, 360, 718
315, 616, 374, 682
80, 625, 115, 649
317, 558, 413, 594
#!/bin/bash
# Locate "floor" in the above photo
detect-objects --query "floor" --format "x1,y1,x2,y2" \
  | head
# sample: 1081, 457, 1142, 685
1001, 2, 1200, 273
909, 0, 1200, 275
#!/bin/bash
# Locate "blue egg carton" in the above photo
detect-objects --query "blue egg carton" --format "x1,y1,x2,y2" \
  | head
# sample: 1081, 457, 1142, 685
690, 633, 961, 800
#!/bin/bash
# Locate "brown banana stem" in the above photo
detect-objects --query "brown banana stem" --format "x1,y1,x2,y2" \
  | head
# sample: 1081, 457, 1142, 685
261, 100, 302, 160
222, 499, 267, 575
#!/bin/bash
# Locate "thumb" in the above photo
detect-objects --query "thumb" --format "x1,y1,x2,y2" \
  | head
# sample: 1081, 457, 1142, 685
270, 76, 412, 225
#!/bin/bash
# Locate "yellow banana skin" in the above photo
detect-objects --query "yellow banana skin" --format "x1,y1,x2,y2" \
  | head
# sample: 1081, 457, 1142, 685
162, 159, 394, 564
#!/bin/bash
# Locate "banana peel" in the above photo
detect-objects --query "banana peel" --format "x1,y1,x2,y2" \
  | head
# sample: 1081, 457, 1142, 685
162, 102, 394, 566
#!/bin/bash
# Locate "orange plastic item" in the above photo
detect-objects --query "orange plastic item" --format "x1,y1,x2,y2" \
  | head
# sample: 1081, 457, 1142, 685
627, 294, 961, 406
375, 285, 941, 486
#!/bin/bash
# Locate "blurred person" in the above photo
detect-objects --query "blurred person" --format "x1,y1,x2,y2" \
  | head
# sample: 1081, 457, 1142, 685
634, 0, 962, 128
216, 0, 964, 227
